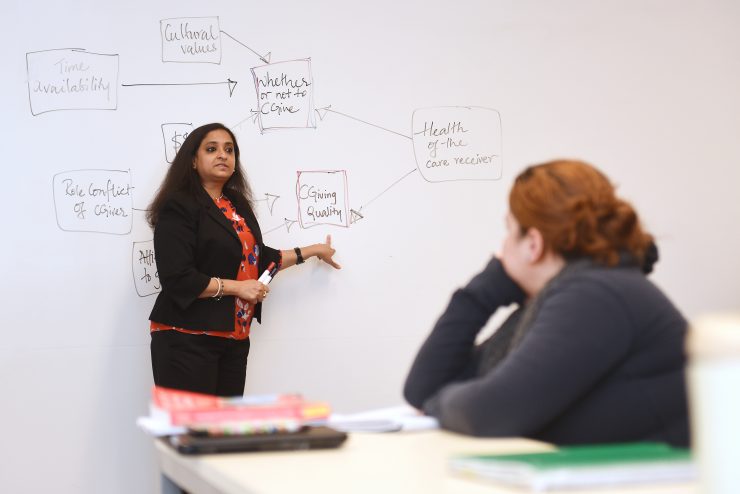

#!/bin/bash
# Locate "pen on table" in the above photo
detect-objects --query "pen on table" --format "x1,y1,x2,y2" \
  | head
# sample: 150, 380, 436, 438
258, 262, 277, 284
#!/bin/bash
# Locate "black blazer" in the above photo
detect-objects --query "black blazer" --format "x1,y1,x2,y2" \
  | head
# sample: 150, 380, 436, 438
149, 187, 281, 332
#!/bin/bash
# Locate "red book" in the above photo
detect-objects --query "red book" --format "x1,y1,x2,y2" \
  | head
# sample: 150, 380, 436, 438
150, 386, 331, 427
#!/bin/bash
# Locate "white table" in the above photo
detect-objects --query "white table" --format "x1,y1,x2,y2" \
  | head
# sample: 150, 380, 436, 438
155, 430, 697, 494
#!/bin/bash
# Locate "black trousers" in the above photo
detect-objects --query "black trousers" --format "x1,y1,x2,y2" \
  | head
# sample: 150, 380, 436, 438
150, 330, 250, 396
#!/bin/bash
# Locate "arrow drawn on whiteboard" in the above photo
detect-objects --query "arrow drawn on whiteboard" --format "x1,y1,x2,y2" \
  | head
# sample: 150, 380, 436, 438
315, 105, 332, 121
220, 30, 271, 64
122, 79, 238, 97
357, 168, 419, 213
232, 109, 260, 130
349, 208, 364, 224
284, 218, 299, 232
254, 193, 280, 214
315, 106, 412, 140
263, 218, 299, 236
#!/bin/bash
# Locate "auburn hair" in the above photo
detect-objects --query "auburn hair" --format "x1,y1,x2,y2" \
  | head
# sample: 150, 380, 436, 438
509, 160, 653, 266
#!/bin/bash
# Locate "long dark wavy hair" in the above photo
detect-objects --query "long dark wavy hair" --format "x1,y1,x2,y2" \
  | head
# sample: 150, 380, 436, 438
146, 123, 254, 227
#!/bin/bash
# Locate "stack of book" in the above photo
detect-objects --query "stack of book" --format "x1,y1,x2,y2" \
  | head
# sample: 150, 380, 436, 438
148, 386, 332, 436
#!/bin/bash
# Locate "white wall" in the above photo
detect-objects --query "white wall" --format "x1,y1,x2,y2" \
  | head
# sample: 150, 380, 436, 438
2, 1, 739, 492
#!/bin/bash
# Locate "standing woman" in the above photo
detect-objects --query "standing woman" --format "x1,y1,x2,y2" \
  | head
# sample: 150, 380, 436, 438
404, 159, 689, 446
147, 123, 340, 396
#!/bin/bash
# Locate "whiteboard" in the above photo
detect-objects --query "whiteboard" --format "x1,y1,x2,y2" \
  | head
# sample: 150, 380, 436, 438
3, 1, 740, 493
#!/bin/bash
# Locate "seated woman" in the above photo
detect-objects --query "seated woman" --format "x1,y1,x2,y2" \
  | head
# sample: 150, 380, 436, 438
403, 160, 689, 446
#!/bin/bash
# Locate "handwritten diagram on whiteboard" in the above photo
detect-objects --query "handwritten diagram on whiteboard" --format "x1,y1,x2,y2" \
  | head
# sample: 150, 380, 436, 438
296, 171, 349, 229
161, 123, 193, 163
160, 17, 222, 64
52, 169, 134, 235
28, 13, 505, 296
26, 48, 119, 115
412, 107, 503, 182
132, 240, 160, 296
251, 59, 316, 132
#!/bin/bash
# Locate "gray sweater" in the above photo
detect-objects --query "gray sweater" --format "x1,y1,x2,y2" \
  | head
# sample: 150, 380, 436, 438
403, 257, 689, 446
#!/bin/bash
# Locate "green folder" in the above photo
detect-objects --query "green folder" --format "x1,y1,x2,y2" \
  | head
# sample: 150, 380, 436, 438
449, 442, 695, 491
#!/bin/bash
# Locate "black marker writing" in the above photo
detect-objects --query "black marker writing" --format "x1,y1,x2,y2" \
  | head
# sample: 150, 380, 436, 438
54, 58, 89, 74
306, 205, 343, 223
420, 121, 468, 137
33, 77, 111, 101
299, 185, 338, 205
256, 72, 311, 90
163, 22, 219, 42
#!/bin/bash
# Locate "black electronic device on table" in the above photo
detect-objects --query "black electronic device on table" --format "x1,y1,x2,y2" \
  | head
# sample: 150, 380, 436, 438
168, 426, 348, 455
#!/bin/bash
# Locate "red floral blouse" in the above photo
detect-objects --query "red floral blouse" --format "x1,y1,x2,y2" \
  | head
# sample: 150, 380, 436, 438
150, 196, 261, 340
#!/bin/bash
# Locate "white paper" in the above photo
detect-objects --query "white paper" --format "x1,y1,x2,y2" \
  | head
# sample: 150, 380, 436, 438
328, 405, 439, 433
136, 416, 186, 437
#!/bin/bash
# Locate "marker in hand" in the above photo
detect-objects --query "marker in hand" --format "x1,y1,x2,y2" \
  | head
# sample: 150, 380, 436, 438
257, 262, 278, 284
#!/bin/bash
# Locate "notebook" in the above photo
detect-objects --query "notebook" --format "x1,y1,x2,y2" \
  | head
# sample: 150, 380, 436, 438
449, 442, 695, 491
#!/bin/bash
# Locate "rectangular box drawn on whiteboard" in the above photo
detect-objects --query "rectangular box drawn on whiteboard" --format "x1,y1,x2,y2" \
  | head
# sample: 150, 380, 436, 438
251, 59, 316, 132
412, 106, 503, 182
52, 169, 134, 235
132, 240, 161, 297
296, 171, 349, 229
160, 17, 222, 64
161, 123, 194, 163
26, 49, 119, 115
